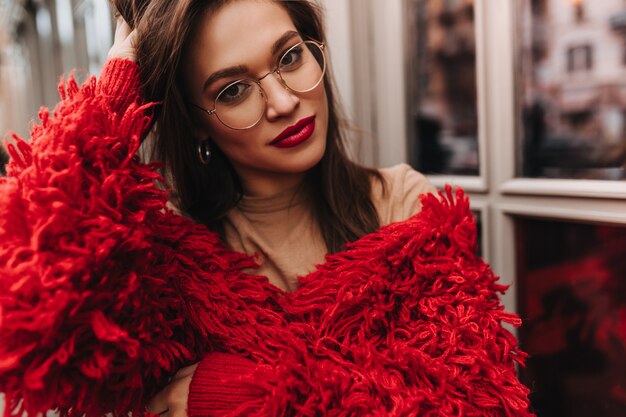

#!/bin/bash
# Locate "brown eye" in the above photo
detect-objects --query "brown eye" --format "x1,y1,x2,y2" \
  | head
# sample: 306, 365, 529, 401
279, 45, 305, 71
217, 81, 254, 105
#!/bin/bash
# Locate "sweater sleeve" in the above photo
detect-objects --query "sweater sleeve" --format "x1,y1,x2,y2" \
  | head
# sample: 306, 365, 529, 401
4, 57, 143, 179
0, 59, 191, 417
96, 58, 143, 111
188, 353, 275, 417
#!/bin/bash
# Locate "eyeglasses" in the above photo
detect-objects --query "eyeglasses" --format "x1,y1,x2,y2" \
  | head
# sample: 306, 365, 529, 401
191, 39, 326, 130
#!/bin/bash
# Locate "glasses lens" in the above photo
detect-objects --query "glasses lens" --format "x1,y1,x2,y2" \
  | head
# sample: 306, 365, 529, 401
211, 41, 325, 130
214, 79, 265, 129
279, 41, 326, 93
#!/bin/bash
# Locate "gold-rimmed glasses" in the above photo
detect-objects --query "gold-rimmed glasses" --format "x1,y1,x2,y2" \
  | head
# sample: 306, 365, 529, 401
190, 39, 326, 130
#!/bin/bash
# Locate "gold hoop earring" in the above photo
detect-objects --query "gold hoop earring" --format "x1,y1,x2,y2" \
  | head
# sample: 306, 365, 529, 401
198, 140, 211, 165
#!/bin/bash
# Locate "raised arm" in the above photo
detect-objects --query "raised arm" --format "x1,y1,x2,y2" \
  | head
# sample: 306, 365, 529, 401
0, 18, 191, 417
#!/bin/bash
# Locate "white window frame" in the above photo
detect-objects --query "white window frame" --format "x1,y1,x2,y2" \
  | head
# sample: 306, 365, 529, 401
345, 0, 626, 316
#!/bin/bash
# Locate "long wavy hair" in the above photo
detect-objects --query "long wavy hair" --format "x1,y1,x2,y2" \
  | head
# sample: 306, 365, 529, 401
113, 0, 383, 253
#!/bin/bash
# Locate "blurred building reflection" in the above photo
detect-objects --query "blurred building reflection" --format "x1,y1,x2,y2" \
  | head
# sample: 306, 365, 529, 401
406, 0, 480, 176
520, 0, 626, 180
0, 0, 113, 139
517, 217, 626, 416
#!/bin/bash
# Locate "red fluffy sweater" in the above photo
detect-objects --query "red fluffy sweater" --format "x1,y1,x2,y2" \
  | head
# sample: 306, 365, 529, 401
0, 59, 534, 417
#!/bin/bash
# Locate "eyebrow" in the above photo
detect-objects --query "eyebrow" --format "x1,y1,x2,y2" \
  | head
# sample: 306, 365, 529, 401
271, 30, 300, 57
202, 65, 248, 92
202, 30, 301, 92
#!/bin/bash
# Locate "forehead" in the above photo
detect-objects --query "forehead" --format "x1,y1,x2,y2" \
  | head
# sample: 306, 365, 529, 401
189, 0, 297, 69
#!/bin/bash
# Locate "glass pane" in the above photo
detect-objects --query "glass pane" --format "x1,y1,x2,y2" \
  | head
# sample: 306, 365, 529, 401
405, 0, 479, 176
80, 0, 114, 75
518, 0, 626, 180
515, 217, 626, 416
1, 4, 43, 139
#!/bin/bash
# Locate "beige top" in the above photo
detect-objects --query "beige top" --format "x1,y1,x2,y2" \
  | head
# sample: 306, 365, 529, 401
222, 163, 436, 292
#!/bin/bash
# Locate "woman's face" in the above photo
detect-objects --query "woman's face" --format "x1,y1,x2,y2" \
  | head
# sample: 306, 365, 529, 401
182, 0, 329, 195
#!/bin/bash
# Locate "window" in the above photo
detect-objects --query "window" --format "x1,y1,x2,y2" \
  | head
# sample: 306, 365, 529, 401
531, 0, 548, 16
351, 2, 626, 415
519, 0, 625, 181
0, 0, 115, 140
574, 2, 585, 23
405, 0, 480, 177
567, 44, 593, 72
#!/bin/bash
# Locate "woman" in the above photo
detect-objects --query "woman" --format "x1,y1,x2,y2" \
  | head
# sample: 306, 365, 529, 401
0, 0, 533, 416
110, 0, 438, 289
115, 1, 437, 413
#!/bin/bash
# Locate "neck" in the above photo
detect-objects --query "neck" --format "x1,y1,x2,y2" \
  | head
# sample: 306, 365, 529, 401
235, 166, 307, 198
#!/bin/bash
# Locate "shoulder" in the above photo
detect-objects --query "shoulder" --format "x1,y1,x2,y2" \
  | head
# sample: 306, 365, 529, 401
371, 163, 438, 226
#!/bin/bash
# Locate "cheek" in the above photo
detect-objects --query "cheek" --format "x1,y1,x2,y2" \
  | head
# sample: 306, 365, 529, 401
209, 127, 257, 162
318, 85, 329, 117
210, 131, 241, 154
206, 120, 238, 148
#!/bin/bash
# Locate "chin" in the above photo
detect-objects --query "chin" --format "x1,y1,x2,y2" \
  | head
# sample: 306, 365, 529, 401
301, 134, 327, 171
284, 153, 325, 175
279, 141, 326, 175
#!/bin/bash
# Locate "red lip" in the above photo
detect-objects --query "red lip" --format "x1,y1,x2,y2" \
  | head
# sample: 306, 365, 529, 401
270, 116, 316, 148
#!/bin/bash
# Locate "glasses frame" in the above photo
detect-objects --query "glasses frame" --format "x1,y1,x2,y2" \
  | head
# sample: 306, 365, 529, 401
190, 39, 326, 130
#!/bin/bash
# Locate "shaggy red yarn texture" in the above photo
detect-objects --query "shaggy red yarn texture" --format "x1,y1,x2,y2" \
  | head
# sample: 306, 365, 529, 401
0, 59, 534, 417
185, 187, 533, 417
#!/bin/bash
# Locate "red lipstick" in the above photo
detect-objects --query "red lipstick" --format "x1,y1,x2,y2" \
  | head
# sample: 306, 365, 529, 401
269, 115, 316, 148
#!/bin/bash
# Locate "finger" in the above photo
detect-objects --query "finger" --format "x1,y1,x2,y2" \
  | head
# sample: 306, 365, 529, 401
126, 29, 137, 48
146, 407, 170, 417
114, 17, 132, 45
146, 387, 170, 416
172, 363, 198, 381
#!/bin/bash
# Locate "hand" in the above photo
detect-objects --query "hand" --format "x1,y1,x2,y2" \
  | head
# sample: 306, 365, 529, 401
147, 363, 198, 417
107, 14, 137, 62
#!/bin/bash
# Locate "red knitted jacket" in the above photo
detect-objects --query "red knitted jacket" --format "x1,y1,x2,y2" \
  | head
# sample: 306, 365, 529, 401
0, 59, 534, 417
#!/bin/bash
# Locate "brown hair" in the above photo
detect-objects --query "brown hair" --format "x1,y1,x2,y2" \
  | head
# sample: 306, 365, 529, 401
0, 143, 8, 176
113, 0, 383, 253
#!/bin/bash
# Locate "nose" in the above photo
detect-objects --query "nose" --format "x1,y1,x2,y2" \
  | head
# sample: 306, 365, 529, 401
261, 74, 299, 120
